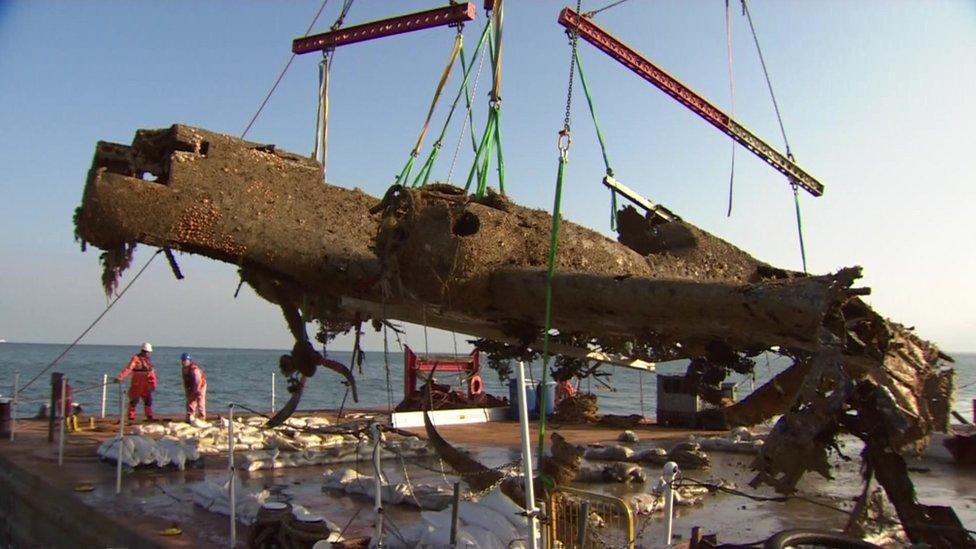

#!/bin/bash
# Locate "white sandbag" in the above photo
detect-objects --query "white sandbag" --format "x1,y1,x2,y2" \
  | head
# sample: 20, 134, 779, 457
417, 522, 451, 547
155, 437, 188, 470
584, 444, 635, 461
189, 480, 218, 509
129, 435, 159, 465
465, 524, 506, 549
305, 417, 331, 427
190, 476, 269, 525
421, 507, 453, 530
478, 488, 528, 531
382, 523, 427, 549
458, 502, 519, 546
132, 423, 167, 436
632, 447, 668, 463
322, 468, 361, 490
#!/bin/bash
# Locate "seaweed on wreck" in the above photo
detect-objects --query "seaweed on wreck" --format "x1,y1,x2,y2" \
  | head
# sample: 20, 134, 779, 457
98, 242, 136, 297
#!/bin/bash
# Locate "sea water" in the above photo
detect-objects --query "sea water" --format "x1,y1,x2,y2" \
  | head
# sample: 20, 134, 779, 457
0, 342, 973, 421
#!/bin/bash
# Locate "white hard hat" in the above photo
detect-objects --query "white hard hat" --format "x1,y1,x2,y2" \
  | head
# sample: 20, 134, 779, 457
141, 342, 154, 352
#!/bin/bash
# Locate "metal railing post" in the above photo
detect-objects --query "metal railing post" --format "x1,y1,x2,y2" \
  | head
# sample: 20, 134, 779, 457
371, 423, 385, 548
516, 361, 540, 549
116, 383, 125, 494
100, 373, 108, 418
228, 403, 237, 547
663, 461, 679, 546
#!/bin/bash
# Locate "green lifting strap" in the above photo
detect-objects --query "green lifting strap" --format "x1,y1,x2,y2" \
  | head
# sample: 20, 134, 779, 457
574, 49, 618, 230
537, 0, 583, 481
459, 39, 484, 179
464, 19, 505, 198
536, 149, 568, 469
412, 22, 493, 188
395, 31, 464, 186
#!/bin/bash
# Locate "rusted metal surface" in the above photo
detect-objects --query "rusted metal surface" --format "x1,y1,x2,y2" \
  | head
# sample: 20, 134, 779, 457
73, 125, 965, 546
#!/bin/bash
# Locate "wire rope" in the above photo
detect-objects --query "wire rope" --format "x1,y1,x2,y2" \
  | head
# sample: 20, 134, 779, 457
241, 0, 335, 138
19, 250, 163, 394
741, 0, 808, 272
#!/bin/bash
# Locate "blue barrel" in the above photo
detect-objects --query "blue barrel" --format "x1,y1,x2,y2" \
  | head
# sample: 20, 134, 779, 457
536, 381, 557, 417
508, 378, 537, 420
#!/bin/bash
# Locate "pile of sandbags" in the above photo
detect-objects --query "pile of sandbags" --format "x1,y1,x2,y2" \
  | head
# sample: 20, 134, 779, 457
237, 435, 430, 472
130, 415, 345, 455
187, 475, 269, 525
690, 426, 764, 454
96, 435, 200, 470
552, 393, 599, 424
629, 477, 733, 516
577, 461, 646, 484
387, 487, 535, 549
321, 468, 453, 510
584, 441, 710, 470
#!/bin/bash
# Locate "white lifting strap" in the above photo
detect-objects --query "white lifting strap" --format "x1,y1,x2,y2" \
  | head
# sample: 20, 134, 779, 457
312, 51, 333, 180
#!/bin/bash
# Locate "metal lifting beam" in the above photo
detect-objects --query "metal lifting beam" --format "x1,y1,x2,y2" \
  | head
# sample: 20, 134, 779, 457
293, 2, 477, 54
558, 8, 824, 197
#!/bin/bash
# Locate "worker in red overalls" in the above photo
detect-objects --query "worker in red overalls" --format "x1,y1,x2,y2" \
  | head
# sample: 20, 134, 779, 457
117, 342, 157, 421
180, 352, 207, 422
555, 377, 577, 406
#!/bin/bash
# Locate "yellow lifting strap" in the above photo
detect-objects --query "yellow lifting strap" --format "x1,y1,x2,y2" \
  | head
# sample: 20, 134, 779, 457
411, 31, 465, 156
490, 0, 504, 102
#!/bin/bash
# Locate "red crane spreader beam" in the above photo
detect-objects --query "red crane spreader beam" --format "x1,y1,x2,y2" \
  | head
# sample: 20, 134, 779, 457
293, 2, 477, 54
558, 8, 824, 197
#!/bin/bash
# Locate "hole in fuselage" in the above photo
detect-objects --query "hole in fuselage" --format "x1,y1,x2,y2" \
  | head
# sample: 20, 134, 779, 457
452, 211, 480, 237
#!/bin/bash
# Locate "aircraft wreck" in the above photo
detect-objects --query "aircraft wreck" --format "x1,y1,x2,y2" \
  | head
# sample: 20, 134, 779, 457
74, 124, 968, 546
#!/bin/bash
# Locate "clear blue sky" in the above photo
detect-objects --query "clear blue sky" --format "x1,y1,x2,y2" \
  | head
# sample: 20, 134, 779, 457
0, 1, 973, 353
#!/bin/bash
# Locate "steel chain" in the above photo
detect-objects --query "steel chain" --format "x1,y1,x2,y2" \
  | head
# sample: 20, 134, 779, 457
561, 0, 584, 134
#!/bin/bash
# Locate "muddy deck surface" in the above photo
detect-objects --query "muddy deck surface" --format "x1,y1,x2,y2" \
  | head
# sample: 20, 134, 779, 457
1, 414, 974, 547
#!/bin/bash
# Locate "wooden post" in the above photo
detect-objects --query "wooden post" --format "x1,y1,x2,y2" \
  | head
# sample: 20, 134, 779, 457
48, 372, 63, 442
58, 377, 67, 466
10, 372, 18, 442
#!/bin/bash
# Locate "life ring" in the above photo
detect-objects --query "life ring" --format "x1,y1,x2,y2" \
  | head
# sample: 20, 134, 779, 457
469, 374, 484, 395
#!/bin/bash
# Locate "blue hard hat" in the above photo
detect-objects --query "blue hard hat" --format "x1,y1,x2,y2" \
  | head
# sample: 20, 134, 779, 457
180, 352, 192, 362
